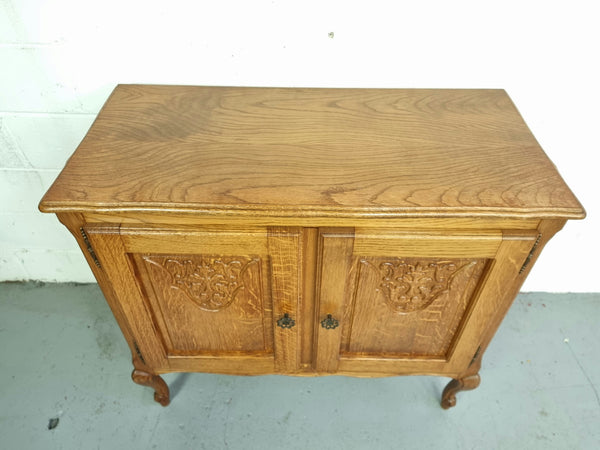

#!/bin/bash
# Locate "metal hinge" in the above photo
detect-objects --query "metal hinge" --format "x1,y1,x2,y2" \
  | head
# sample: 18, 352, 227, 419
519, 233, 542, 274
133, 341, 146, 365
469, 346, 481, 367
79, 227, 101, 268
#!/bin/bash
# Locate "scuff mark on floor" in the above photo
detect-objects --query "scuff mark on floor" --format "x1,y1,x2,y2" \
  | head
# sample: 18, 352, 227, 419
47, 417, 59, 430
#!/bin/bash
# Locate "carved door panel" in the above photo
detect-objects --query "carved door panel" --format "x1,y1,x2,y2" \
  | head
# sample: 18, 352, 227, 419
314, 228, 538, 375
85, 225, 302, 374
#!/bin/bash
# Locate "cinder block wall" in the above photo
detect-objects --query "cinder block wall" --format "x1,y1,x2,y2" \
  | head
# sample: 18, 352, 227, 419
0, 1, 596, 291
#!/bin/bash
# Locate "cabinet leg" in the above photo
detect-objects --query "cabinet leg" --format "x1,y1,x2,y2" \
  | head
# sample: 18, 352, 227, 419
131, 369, 170, 406
441, 373, 480, 409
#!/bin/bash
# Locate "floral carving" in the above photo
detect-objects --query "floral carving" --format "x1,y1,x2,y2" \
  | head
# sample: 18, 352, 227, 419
362, 259, 477, 314
143, 255, 259, 311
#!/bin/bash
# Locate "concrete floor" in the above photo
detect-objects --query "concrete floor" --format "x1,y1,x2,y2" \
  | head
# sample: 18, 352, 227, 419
0, 283, 598, 450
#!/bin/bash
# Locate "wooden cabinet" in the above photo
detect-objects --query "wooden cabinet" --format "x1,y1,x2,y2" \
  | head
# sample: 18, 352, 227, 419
40, 86, 584, 408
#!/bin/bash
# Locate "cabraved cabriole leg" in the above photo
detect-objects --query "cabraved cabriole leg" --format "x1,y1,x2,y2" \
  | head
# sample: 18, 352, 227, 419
440, 373, 481, 409
131, 369, 170, 406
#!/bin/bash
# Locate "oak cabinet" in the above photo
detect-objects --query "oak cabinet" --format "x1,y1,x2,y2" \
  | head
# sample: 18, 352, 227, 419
40, 85, 584, 408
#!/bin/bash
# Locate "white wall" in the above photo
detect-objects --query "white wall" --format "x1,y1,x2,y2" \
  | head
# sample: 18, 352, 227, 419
1, 0, 597, 291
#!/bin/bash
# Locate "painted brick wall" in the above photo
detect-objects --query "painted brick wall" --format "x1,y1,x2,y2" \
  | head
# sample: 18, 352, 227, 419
0, 1, 597, 291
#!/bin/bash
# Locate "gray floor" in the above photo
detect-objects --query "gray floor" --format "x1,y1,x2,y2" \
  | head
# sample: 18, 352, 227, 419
0, 283, 598, 450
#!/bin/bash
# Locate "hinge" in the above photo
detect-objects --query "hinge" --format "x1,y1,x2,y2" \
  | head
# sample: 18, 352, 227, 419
469, 345, 481, 367
79, 227, 101, 268
519, 233, 542, 274
133, 341, 146, 365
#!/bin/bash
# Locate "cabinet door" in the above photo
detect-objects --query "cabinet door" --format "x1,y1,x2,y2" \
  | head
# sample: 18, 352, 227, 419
314, 228, 538, 375
86, 225, 302, 374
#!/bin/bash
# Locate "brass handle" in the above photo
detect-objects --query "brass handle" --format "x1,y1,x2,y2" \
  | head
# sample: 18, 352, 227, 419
321, 314, 339, 330
277, 313, 295, 329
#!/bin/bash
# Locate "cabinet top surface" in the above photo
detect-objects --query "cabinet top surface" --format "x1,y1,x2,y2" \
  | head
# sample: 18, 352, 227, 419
40, 85, 584, 219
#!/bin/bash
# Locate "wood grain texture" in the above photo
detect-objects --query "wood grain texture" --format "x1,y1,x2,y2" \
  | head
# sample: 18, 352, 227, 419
84, 226, 169, 370
344, 257, 487, 358
443, 231, 540, 369
120, 226, 268, 254
318, 229, 540, 377
138, 254, 271, 355
39, 85, 585, 220
84, 212, 542, 229
300, 228, 318, 366
460, 220, 568, 377
268, 227, 302, 373
353, 229, 501, 258
165, 354, 275, 374
314, 229, 355, 372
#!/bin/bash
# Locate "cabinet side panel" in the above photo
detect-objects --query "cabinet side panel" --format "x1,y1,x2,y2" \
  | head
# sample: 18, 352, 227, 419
447, 231, 540, 370
56, 214, 146, 369
85, 227, 168, 369
449, 223, 565, 374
